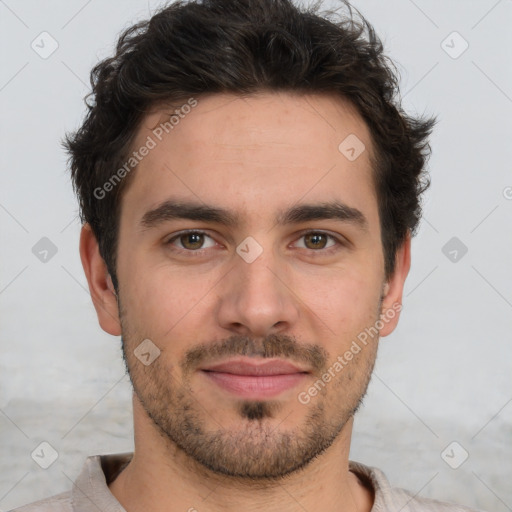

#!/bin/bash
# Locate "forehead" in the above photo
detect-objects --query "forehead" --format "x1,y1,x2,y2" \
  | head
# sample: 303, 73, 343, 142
120, 91, 378, 231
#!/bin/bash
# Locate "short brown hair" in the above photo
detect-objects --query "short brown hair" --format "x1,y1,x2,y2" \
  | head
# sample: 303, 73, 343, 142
63, 0, 435, 292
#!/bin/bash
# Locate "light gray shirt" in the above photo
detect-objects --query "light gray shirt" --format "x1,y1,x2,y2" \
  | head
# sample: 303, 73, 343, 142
10, 453, 482, 512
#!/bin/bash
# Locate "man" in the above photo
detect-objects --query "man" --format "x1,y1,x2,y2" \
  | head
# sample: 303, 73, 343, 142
13, 0, 482, 510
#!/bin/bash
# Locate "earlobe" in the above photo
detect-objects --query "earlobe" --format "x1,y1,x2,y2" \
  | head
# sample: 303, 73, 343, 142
79, 223, 122, 336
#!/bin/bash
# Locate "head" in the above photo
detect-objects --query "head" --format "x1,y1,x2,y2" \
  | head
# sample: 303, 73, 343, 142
68, 0, 435, 479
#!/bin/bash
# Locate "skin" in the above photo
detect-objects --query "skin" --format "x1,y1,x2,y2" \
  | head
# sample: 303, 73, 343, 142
80, 91, 411, 512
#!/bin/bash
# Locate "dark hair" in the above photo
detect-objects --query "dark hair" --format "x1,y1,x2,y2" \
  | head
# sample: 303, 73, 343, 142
63, 0, 435, 293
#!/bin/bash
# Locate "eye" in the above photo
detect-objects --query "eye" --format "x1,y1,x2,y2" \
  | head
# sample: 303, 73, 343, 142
294, 231, 339, 251
299, 231, 336, 250
164, 229, 345, 257
166, 231, 216, 251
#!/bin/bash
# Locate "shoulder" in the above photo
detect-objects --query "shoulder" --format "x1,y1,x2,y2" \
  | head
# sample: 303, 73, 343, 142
349, 460, 485, 512
8, 491, 72, 512
383, 484, 484, 512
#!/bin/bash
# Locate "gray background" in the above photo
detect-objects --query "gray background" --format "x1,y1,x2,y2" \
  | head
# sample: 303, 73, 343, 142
1, 0, 511, 510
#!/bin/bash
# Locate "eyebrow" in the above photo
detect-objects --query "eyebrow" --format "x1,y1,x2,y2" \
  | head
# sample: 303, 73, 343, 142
139, 199, 369, 232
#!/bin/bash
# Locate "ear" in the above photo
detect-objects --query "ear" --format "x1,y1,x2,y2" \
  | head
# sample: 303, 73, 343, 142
378, 231, 411, 337
79, 223, 122, 336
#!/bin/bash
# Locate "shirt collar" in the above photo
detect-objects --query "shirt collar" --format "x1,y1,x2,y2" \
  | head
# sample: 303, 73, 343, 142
71, 453, 395, 511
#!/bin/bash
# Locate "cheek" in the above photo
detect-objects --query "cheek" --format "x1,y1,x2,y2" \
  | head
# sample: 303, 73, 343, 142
291, 270, 382, 363
120, 260, 220, 340
295, 266, 379, 320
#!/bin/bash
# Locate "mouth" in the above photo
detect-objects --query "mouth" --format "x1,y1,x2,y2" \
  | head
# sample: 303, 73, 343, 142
200, 358, 310, 399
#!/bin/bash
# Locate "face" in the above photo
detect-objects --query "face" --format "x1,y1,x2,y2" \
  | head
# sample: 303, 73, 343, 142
90, 92, 408, 479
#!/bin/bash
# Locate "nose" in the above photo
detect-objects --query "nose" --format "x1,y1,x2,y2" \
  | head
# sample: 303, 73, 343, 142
215, 245, 300, 338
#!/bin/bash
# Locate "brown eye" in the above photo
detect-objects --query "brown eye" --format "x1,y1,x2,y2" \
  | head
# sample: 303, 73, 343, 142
303, 233, 329, 249
165, 230, 217, 254
180, 232, 205, 250
294, 232, 341, 253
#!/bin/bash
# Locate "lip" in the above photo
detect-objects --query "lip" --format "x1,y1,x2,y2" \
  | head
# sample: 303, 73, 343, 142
201, 358, 309, 376
200, 358, 310, 399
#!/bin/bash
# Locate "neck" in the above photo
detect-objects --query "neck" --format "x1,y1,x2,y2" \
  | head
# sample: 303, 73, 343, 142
109, 396, 373, 512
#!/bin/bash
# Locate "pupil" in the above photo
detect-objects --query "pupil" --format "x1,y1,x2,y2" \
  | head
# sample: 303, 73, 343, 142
184, 233, 203, 249
306, 233, 326, 249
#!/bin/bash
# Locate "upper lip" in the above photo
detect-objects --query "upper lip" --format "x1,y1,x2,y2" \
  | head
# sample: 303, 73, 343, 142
201, 358, 310, 376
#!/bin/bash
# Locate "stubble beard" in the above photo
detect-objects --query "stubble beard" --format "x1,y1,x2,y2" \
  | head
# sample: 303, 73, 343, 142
118, 298, 380, 480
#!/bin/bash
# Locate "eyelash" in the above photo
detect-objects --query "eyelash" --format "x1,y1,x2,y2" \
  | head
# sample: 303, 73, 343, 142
164, 229, 346, 256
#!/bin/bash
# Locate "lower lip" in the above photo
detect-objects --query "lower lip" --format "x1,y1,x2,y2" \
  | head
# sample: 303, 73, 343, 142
201, 371, 308, 399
